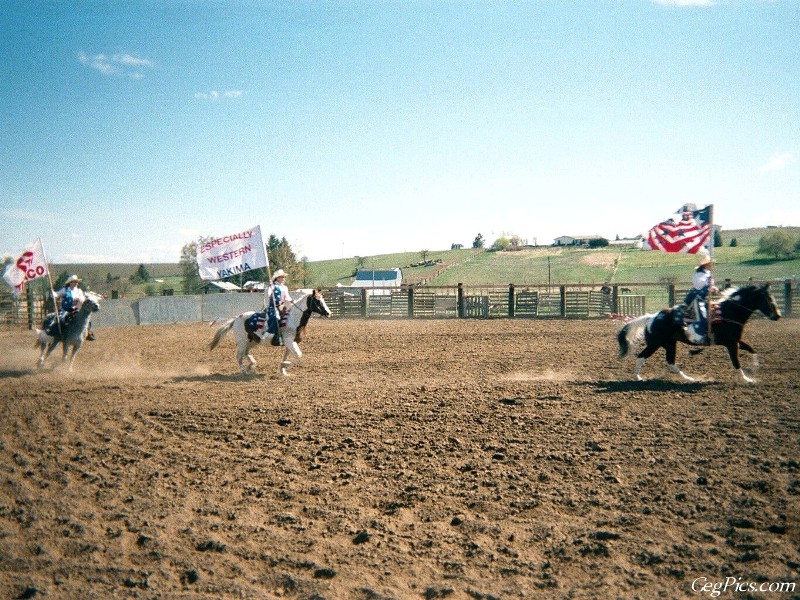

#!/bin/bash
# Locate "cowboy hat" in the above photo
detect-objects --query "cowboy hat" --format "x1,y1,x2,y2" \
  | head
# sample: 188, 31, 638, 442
272, 269, 286, 281
697, 255, 713, 267
65, 275, 82, 284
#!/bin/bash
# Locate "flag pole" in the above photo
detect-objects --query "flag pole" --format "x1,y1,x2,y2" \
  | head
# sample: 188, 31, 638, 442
263, 244, 283, 343
38, 238, 63, 338
706, 205, 715, 343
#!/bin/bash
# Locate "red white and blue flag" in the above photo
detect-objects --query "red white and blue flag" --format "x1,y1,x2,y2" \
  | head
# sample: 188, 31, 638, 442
643, 204, 713, 254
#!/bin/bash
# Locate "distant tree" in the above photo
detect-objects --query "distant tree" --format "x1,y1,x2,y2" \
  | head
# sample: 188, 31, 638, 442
509, 235, 524, 249
713, 229, 722, 248
420, 249, 429, 262
795, 235, 800, 253
729, 237, 738, 248
267, 236, 307, 285
756, 230, 794, 259
54, 272, 70, 289
588, 238, 609, 248
491, 236, 510, 251
355, 256, 366, 268
472, 233, 485, 249
300, 257, 310, 287
130, 263, 150, 284
451, 243, 463, 250
180, 240, 204, 294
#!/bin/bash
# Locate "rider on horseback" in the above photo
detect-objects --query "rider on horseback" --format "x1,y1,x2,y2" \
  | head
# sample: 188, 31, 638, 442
259, 269, 291, 345
680, 253, 717, 345
54, 275, 95, 340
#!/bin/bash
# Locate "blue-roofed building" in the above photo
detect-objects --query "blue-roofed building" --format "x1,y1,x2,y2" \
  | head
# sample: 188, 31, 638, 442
350, 268, 402, 295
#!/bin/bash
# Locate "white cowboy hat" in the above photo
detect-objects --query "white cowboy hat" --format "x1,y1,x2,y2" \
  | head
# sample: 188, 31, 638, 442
272, 269, 286, 281
65, 275, 82, 284
697, 254, 713, 267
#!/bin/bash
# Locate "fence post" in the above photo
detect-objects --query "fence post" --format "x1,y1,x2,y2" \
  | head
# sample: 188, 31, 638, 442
612, 285, 619, 314
668, 284, 675, 307
508, 284, 515, 318
26, 285, 35, 330
784, 279, 792, 317
360, 288, 368, 318
559, 285, 566, 318
457, 283, 464, 318
407, 287, 414, 318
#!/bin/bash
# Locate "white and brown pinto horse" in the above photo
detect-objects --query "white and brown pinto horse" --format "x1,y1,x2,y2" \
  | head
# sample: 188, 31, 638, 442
210, 288, 332, 376
617, 284, 781, 383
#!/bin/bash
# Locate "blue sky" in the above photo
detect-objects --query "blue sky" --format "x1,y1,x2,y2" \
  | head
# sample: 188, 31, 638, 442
1, 0, 798, 264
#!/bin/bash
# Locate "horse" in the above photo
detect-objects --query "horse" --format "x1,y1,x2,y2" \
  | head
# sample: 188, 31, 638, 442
210, 288, 332, 376
617, 284, 781, 383
35, 292, 101, 372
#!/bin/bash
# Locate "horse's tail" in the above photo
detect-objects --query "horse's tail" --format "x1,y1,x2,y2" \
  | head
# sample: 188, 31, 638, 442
617, 314, 650, 358
209, 318, 235, 351
33, 329, 43, 348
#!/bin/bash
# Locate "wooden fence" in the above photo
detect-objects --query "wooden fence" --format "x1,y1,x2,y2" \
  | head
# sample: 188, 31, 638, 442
2, 280, 797, 328
321, 280, 798, 321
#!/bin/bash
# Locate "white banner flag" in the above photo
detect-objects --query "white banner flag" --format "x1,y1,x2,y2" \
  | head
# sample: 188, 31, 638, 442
196, 225, 268, 281
3, 239, 49, 296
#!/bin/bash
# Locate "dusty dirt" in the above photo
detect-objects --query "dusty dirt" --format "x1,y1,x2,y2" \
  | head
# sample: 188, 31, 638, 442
1, 316, 798, 599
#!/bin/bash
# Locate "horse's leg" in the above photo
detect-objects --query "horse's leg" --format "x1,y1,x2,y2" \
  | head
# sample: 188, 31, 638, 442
725, 342, 753, 383
279, 331, 301, 377
67, 344, 80, 373
235, 341, 250, 374
244, 341, 257, 372
738, 340, 760, 370
39, 339, 58, 368
232, 325, 256, 374
665, 341, 694, 382
633, 344, 662, 381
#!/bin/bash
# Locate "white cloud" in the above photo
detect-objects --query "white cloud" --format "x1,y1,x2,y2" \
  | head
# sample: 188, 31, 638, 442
651, 0, 714, 6
194, 90, 244, 101
78, 51, 153, 78
758, 152, 794, 174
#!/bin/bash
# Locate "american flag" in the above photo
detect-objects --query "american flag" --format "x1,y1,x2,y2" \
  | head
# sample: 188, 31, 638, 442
643, 204, 713, 254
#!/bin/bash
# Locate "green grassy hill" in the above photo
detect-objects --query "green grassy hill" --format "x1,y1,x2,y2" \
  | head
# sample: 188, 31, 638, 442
51, 227, 800, 298
306, 227, 800, 288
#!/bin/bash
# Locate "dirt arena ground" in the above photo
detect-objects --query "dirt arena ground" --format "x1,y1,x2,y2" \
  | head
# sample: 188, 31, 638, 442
1, 316, 798, 599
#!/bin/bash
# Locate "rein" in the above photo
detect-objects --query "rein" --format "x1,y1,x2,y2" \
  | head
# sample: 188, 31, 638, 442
714, 290, 772, 327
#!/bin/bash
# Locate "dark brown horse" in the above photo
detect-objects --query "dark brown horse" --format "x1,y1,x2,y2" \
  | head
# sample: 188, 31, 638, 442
617, 284, 781, 383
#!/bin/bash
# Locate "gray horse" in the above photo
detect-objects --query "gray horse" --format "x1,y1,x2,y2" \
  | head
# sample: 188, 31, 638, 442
35, 292, 100, 372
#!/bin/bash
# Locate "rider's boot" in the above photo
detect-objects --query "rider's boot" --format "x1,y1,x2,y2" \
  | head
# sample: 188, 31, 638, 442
685, 322, 706, 345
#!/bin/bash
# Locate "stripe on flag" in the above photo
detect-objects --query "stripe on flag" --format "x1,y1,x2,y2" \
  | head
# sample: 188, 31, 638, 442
643, 204, 712, 254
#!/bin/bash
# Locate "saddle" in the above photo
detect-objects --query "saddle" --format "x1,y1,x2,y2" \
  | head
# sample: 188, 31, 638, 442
244, 311, 284, 346
44, 311, 73, 337
679, 300, 722, 327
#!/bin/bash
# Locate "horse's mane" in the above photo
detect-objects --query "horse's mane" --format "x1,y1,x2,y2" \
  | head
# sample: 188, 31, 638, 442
718, 284, 766, 303
719, 287, 740, 301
